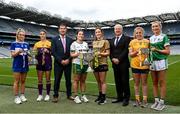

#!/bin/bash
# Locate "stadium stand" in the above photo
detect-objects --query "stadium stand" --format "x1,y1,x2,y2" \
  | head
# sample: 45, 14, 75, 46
0, 47, 11, 58
170, 45, 180, 55
0, 1, 180, 55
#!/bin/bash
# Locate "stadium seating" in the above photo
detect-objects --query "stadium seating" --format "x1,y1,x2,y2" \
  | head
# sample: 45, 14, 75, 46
0, 18, 58, 36
1, 18, 180, 47
170, 45, 180, 55
0, 47, 11, 58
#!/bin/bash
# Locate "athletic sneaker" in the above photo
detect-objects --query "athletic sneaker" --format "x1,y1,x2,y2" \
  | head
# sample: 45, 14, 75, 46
74, 96, 81, 104
44, 95, 50, 101
94, 96, 101, 102
133, 100, 141, 107
141, 100, 148, 108
98, 98, 107, 105
20, 95, 27, 102
14, 96, 22, 104
155, 100, 166, 111
37, 95, 43, 101
81, 95, 89, 103
151, 98, 159, 109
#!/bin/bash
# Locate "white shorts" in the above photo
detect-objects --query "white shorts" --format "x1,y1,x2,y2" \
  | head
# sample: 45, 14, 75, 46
150, 59, 168, 71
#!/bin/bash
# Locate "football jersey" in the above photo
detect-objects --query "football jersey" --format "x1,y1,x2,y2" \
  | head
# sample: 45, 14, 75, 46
10, 41, 30, 72
92, 39, 110, 65
129, 39, 149, 69
70, 41, 89, 65
150, 33, 170, 60
33, 40, 52, 66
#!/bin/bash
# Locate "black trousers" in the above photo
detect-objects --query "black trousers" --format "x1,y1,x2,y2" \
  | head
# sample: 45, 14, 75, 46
113, 63, 130, 101
53, 62, 72, 98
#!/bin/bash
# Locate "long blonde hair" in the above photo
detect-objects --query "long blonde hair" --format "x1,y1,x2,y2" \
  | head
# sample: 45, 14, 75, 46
16, 28, 25, 41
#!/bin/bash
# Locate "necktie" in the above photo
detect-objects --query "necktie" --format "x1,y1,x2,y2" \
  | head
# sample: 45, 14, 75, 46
62, 37, 66, 53
115, 37, 119, 46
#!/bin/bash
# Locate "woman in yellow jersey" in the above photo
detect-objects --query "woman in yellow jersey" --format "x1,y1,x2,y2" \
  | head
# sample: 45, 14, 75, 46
129, 27, 149, 107
33, 29, 52, 102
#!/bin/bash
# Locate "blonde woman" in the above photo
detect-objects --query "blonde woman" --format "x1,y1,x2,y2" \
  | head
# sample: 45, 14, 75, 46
10, 28, 30, 104
129, 27, 149, 107
92, 27, 110, 105
150, 21, 170, 111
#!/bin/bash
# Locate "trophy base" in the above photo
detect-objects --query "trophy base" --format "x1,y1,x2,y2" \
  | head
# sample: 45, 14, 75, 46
29, 60, 38, 66
86, 67, 94, 72
29, 63, 38, 66
142, 59, 151, 66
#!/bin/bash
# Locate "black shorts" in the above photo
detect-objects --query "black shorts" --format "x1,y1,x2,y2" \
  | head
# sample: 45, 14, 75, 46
131, 68, 149, 74
93, 64, 108, 72
36, 64, 52, 71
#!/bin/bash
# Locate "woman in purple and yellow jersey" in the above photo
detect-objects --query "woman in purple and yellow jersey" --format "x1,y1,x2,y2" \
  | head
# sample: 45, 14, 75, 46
33, 29, 52, 102
10, 28, 30, 104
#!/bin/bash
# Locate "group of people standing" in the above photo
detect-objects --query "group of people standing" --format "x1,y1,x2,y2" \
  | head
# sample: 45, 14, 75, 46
129, 21, 170, 110
10, 21, 170, 111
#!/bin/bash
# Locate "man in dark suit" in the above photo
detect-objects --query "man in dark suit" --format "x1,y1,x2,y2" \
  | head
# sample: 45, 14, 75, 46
109, 24, 130, 106
51, 23, 74, 103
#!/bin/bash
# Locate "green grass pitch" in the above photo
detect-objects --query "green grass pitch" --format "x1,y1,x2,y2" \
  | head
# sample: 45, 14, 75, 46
0, 55, 180, 113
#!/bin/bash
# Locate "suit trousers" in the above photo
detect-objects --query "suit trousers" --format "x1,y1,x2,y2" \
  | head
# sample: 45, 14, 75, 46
112, 63, 130, 100
53, 62, 72, 98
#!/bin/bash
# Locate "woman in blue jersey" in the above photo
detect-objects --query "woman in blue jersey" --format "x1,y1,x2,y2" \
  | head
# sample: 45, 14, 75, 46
150, 21, 170, 111
10, 28, 30, 104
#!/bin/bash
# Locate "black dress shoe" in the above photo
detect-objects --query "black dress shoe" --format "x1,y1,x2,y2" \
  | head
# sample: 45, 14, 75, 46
122, 100, 129, 106
112, 99, 123, 103
67, 96, 74, 100
52, 97, 58, 103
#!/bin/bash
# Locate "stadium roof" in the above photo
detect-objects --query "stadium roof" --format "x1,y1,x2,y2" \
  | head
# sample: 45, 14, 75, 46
0, 0, 180, 29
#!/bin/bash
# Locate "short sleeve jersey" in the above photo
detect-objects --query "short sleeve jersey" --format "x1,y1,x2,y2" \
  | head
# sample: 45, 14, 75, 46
150, 33, 170, 60
10, 41, 30, 72
129, 39, 149, 69
33, 40, 52, 66
70, 41, 89, 65
92, 39, 110, 65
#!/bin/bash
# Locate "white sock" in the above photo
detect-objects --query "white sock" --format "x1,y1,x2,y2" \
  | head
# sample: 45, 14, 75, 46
155, 98, 159, 102
160, 99, 164, 104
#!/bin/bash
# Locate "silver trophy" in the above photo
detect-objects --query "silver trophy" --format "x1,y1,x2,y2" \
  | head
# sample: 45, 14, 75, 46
83, 49, 94, 72
140, 48, 150, 66
141, 48, 149, 54
28, 50, 38, 65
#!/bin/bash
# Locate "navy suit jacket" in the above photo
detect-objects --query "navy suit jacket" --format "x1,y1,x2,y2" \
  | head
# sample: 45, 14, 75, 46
51, 35, 73, 65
